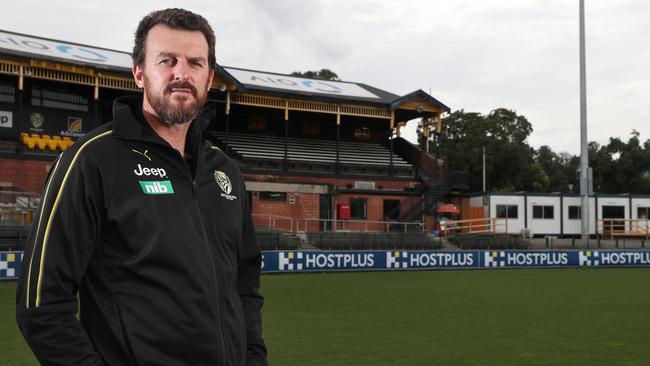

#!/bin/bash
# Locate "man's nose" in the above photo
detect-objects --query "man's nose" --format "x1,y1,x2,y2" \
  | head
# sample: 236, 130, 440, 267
173, 59, 191, 81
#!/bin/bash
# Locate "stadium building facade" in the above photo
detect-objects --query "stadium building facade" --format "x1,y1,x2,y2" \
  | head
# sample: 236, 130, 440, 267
0, 30, 452, 244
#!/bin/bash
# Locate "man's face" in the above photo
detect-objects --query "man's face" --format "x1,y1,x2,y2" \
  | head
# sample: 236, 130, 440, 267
133, 24, 214, 125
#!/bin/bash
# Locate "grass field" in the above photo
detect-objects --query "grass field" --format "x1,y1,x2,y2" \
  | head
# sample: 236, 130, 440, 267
2, 268, 650, 365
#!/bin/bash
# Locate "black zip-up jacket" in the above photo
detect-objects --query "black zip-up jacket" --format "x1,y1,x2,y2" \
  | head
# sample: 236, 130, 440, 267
16, 96, 267, 366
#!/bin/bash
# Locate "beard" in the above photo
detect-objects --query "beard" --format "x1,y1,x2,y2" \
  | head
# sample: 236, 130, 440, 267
144, 77, 207, 125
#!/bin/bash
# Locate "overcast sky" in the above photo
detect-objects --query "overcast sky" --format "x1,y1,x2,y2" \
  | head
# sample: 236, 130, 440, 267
2, 0, 648, 155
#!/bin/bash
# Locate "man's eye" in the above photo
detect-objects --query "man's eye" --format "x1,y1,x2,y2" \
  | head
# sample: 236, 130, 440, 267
159, 59, 173, 65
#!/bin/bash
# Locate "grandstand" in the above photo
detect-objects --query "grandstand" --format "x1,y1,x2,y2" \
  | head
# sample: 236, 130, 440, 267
0, 29, 454, 250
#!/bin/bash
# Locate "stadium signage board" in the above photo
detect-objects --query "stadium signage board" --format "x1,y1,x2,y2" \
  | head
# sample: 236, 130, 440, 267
225, 68, 381, 99
259, 250, 650, 273
0, 110, 12, 128
3, 250, 650, 279
0, 30, 132, 69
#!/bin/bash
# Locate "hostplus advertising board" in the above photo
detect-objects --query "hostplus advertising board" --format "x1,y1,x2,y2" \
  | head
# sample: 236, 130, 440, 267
2, 250, 650, 279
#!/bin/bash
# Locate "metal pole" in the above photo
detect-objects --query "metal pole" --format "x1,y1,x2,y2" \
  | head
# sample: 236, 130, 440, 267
579, 0, 590, 240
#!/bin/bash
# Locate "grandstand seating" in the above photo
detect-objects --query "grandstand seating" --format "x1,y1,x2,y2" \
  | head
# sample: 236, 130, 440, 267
20, 133, 74, 153
0, 225, 31, 251
209, 131, 414, 176
256, 228, 300, 250
307, 232, 441, 250
447, 233, 530, 250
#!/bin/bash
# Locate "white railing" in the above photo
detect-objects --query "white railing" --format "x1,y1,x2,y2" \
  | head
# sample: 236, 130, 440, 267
294, 218, 424, 233
0, 191, 40, 210
252, 214, 294, 232
598, 219, 650, 239
251, 215, 425, 233
440, 217, 510, 235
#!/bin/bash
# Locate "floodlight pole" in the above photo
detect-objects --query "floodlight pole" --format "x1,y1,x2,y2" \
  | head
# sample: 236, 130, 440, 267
579, 0, 590, 240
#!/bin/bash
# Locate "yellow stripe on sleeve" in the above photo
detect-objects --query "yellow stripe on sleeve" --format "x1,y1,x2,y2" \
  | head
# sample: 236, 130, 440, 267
33, 130, 112, 308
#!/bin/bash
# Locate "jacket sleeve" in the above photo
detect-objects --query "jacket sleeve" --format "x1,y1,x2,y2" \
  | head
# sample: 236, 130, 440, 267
237, 179, 268, 366
16, 150, 106, 366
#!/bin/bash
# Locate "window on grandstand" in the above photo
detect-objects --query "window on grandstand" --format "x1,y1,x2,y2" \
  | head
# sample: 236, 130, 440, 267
302, 121, 320, 136
353, 127, 371, 141
496, 204, 518, 219
259, 191, 286, 202
568, 205, 581, 220
0, 83, 15, 103
350, 198, 367, 220
247, 116, 266, 131
533, 205, 554, 219
31, 86, 88, 112
638, 207, 650, 220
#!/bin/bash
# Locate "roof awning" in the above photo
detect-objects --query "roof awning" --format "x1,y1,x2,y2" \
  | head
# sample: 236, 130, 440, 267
437, 204, 460, 214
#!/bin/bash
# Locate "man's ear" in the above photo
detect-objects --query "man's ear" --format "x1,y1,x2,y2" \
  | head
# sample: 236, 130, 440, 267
206, 69, 215, 93
133, 64, 145, 89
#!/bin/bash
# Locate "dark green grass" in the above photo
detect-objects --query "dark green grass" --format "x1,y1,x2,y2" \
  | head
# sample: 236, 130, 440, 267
3, 269, 650, 365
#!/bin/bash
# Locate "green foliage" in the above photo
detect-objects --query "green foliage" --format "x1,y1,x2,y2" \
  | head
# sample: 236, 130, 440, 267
434, 109, 536, 191
290, 69, 340, 81
422, 109, 650, 193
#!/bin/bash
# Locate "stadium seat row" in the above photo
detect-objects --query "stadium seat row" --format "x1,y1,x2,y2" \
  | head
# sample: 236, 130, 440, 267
20, 133, 75, 152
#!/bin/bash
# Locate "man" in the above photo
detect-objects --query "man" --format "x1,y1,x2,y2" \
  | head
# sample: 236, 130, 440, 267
16, 8, 267, 366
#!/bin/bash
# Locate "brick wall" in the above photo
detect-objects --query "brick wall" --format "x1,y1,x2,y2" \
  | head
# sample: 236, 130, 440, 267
0, 157, 52, 193
251, 192, 320, 232
245, 173, 423, 232
244, 174, 417, 190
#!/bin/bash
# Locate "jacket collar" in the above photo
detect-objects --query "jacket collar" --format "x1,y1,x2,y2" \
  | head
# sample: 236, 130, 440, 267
112, 95, 216, 145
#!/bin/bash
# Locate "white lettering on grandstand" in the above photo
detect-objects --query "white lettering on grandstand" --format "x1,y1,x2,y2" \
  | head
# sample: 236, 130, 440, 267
225, 68, 380, 99
409, 252, 474, 267
599, 252, 650, 266
0, 30, 132, 69
304, 253, 374, 269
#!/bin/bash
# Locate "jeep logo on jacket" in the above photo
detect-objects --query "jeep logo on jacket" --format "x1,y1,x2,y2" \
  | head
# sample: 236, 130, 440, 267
16, 96, 267, 366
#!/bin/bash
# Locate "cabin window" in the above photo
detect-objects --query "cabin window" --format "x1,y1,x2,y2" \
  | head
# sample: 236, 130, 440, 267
533, 205, 554, 219
496, 204, 518, 219
637, 207, 650, 220
568, 206, 581, 220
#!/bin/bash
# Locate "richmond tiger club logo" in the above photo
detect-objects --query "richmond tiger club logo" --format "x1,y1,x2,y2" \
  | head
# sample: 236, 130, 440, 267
214, 170, 237, 200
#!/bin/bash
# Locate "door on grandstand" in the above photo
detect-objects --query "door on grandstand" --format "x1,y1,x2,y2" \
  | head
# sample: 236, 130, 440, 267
320, 194, 332, 231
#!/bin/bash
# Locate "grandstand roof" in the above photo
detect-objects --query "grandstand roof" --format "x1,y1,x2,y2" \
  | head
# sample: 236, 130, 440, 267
0, 29, 132, 72
1, 29, 450, 115
215, 66, 450, 113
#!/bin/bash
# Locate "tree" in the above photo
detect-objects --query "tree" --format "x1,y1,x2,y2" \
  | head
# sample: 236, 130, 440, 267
290, 69, 340, 81
434, 109, 535, 191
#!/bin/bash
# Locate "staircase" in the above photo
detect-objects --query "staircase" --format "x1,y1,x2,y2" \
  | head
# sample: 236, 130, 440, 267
398, 184, 450, 224
440, 238, 460, 250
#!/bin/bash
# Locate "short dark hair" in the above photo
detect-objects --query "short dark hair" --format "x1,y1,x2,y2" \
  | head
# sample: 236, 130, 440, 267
132, 8, 216, 69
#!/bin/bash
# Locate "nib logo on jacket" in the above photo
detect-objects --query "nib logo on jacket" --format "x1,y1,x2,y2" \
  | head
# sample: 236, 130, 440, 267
133, 164, 173, 194
139, 180, 174, 194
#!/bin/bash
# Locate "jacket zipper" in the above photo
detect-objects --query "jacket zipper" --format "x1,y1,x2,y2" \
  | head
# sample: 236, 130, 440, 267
176, 148, 229, 366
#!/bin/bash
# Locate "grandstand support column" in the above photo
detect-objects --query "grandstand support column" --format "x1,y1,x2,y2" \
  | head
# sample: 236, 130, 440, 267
336, 109, 341, 175
93, 78, 100, 128
225, 91, 231, 147
15, 66, 24, 153
283, 100, 289, 172
389, 111, 395, 177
